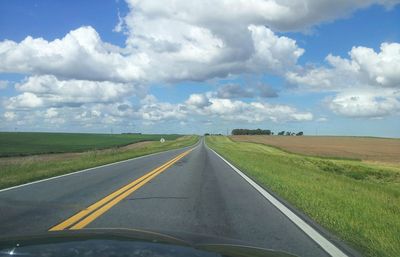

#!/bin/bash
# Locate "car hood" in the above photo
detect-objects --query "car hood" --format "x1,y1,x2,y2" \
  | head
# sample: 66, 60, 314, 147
0, 228, 297, 257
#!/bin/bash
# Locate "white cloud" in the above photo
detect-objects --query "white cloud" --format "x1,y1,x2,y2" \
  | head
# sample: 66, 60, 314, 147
1, 0, 397, 85
1, 0, 399, 129
124, 0, 399, 32
287, 42, 400, 91
328, 89, 400, 118
185, 94, 211, 108
0, 0, 317, 84
0, 26, 302, 84
134, 95, 187, 122
185, 93, 313, 123
0, 26, 148, 82
123, 20, 304, 82
7, 92, 44, 109
6, 75, 134, 109
348, 43, 400, 88
113, 10, 125, 33
286, 67, 337, 91
4, 111, 16, 121
44, 108, 58, 119
287, 42, 400, 118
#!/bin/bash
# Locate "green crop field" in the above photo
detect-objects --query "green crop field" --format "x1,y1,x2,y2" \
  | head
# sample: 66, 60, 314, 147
0, 135, 199, 190
0, 132, 182, 157
206, 136, 400, 257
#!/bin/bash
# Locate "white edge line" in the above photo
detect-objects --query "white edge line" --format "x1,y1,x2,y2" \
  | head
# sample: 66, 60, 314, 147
205, 143, 348, 257
0, 140, 200, 193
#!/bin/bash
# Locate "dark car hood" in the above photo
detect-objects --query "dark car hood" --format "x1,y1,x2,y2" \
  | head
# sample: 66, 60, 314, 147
0, 228, 297, 257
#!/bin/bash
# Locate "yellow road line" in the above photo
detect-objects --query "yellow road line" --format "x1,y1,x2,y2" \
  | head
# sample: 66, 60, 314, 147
49, 149, 193, 231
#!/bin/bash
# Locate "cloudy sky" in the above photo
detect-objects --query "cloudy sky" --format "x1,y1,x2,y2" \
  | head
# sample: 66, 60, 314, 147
0, 0, 399, 136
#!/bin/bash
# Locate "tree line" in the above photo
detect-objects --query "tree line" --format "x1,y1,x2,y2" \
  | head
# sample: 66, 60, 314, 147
231, 128, 303, 136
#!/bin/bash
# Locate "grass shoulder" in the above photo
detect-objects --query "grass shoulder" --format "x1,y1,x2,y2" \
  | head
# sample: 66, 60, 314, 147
206, 136, 400, 257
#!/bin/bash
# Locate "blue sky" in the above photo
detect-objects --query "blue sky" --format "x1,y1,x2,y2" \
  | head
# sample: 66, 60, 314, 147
0, 0, 399, 137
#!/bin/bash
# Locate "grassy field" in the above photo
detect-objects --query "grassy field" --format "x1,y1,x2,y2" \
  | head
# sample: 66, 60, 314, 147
231, 135, 400, 163
0, 132, 182, 157
206, 136, 400, 257
0, 135, 199, 190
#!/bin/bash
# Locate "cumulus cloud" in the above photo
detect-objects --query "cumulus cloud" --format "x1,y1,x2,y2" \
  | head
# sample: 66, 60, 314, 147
1, 0, 399, 129
124, 0, 399, 32
1, 102, 137, 129
4, 111, 16, 121
2, 0, 395, 86
185, 94, 212, 108
137, 95, 187, 122
1, 0, 397, 85
287, 42, 400, 91
347, 43, 400, 88
0, 27, 303, 84
287, 42, 400, 118
327, 89, 400, 118
0, 27, 148, 82
5, 75, 134, 110
185, 93, 313, 123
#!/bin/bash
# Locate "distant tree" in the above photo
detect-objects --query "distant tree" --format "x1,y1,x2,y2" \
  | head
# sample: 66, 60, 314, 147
278, 131, 285, 135
204, 133, 210, 136
296, 131, 304, 136
285, 131, 291, 136
232, 128, 272, 135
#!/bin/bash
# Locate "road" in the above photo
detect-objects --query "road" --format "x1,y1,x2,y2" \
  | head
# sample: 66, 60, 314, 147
0, 138, 353, 257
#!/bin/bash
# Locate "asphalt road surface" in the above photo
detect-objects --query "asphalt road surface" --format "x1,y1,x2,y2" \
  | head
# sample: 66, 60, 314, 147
0, 138, 354, 257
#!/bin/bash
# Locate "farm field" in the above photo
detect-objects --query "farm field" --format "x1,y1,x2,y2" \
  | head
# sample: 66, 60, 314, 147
231, 135, 400, 164
0, 132, 182, 157
0, 135, 199, 190
206, 136, 400, 257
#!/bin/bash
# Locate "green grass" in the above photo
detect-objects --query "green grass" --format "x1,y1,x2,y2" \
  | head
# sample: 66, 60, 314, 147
206, 136, 400, 257
0, 132, 182, 157
0, 135, 199, 190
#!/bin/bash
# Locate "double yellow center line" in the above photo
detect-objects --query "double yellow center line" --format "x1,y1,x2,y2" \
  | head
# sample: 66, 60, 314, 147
49, 148, 193, 231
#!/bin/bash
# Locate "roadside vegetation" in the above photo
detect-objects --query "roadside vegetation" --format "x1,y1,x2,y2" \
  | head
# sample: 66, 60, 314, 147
230, 128, 303, 136
206, 136, 400, 257
0, 135, 198, 190
0, 132, 182, 157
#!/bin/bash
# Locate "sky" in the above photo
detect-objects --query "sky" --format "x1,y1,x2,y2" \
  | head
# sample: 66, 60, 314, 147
0, 0, 399, 137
